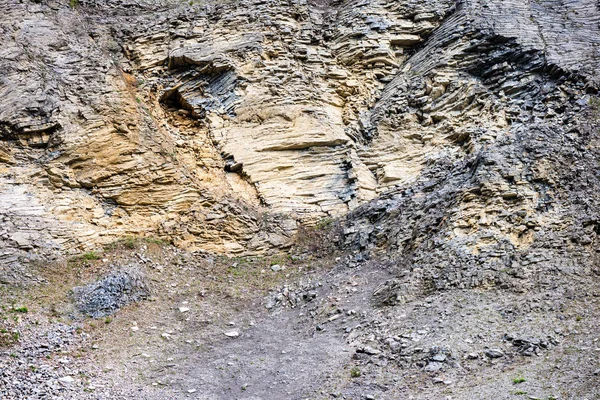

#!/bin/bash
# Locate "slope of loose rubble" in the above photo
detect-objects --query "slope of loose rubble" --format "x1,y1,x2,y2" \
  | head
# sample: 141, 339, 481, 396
1, 237, 599, 399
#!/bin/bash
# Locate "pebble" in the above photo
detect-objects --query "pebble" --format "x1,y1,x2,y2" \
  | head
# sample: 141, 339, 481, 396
58, 376, 75, 384
424, 362, 443, 372
484, 349, 504, 358
360, 346, 381, 355
179, 307, 190, 313
224, 331, 240, 338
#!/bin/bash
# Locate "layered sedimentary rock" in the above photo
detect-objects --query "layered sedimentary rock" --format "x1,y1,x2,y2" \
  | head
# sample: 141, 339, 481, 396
343, 0, 600, 298
0, 0, 599, 284
124, 0, 457, 216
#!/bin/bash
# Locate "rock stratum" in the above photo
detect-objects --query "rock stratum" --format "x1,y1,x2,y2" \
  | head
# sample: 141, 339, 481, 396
1, 0, 600, 398
1, 0, 599, 266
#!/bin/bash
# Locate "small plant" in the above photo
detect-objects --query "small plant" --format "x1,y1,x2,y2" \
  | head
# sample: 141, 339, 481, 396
511, 390, 527, 395
122, 236, 137, 249
144, 237, 170, 246
513, 376, 526, 384
350, 366, 361, 378
315, 217, 333, 230
69, 0, 78, 8
0, 330, 19, 348
104, 317, 112, 324
82, 251, 100, 261
12, 306, 28, 313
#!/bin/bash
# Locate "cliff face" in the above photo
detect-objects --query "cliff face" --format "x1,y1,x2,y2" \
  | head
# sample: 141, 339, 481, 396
1, 0, 599, 280
342, 0, 600, 297
1, 0, 600, 398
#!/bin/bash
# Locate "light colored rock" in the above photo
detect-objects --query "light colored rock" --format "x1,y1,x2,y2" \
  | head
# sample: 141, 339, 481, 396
58, 376, 75, 384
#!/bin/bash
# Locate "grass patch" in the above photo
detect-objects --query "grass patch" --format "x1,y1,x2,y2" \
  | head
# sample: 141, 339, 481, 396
350, 367, 361, 378
121, 236, 137, 249
315, 217, 333, 230
513, 376, 526, 384
0, 330, 19, 348
11, 306, 28, 314
82, 251, 101, 261
144, 237, 170, 246
104, 236, 138, 251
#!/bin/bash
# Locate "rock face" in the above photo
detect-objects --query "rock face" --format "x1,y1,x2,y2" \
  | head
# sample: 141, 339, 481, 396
0, 0, 599, 282
341, 0, 600, 297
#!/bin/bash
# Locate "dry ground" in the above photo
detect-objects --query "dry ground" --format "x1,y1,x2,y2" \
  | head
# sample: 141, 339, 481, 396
1, 229, 599, 399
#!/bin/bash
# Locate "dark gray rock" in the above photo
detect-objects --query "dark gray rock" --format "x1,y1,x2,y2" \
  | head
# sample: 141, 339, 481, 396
71, 267, 150, 318
484, 349, 505, 359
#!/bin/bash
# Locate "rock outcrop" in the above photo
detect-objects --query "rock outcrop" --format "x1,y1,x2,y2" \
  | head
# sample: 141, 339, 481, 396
342, 0, 600, 298
0, 0, 598, 285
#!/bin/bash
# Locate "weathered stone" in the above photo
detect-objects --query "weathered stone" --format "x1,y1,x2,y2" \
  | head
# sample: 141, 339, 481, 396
71, 268, 150, 318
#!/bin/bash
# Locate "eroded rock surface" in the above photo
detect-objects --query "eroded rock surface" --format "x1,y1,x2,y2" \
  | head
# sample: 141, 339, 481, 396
0, 0, 599, 328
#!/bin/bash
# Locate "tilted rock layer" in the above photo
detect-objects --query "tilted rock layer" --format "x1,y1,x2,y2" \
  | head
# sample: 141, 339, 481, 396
0, 0, 599, 282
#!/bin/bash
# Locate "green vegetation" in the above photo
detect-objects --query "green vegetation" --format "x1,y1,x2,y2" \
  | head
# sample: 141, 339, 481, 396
69, 0, 78, 8
513, 376, 526, 384
12, 306, 28, 313
350, 367, 361, 378
315, 217, 333, 230
122, 236, 137, 249
144, 237, 171, 246
105, 236, 138, 250
82, 251, 100, 261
